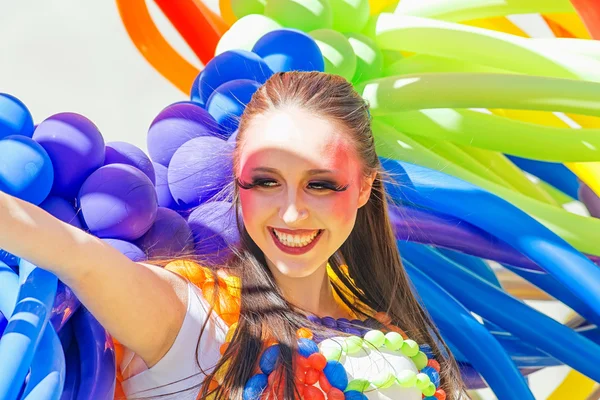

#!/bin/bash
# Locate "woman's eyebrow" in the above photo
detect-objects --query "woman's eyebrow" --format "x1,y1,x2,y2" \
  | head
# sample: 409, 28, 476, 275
251, 167, 338, 176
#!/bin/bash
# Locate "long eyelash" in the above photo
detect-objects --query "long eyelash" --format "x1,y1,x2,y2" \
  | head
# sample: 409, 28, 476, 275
235, 178, 258, 190
313, 182, 349, 192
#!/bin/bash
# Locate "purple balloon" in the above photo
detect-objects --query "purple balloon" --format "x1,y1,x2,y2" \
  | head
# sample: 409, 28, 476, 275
136, 208, 193, 258
78, 164, 157, 240
40, 196, 83, 229
147, 102, 221, 167
102, 238, 147, 262
104, 141, 156, 185
187, 201, 239, 264
227, 129, 239, 144
32, 112, 105, 199
0, 310, 6, 336
168, 137, 233, 209
579, 181, 600, 218
153, 162, 178, 209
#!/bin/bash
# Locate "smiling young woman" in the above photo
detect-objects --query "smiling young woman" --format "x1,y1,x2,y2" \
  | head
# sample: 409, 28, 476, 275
0, 71, 469, 400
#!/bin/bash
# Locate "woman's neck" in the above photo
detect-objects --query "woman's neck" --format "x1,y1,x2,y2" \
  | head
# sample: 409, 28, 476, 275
268, 260, 349, 319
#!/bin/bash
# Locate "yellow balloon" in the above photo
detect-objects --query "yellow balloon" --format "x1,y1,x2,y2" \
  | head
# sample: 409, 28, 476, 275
219, 0, 239, 26
368, 0, 398, 15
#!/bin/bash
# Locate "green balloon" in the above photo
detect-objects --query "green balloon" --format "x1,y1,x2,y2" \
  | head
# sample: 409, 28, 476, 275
216, 14, 282, 55
329, 0, 370, 32
265, 0, 332, 32
231, 0, 266, 19
344, 32, 383, 84
309, 29, 356, 80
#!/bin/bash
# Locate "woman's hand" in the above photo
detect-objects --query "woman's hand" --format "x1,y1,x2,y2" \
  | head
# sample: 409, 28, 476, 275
0, 190, 188, 368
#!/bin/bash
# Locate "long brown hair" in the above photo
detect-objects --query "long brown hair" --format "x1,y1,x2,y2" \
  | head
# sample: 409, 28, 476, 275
150, 71, 469, 399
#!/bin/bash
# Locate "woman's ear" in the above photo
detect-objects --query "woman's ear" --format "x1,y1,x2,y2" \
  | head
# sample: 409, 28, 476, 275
358, 171, 377, 209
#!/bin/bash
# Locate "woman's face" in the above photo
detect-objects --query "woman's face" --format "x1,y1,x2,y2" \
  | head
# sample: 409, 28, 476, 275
236, 107, 375, 279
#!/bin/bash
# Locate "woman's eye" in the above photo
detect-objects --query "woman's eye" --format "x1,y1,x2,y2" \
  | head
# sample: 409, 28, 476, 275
255, 179, 279, 188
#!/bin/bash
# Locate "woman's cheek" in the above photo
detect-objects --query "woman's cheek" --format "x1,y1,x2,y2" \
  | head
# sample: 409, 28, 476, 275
324, 192, 359, 224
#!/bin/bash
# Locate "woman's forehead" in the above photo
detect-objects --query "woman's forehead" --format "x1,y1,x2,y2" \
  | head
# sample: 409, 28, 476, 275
239, 108, 356, 168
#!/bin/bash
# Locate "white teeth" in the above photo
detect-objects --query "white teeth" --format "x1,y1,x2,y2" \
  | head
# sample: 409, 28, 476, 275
273, 229, 320, 248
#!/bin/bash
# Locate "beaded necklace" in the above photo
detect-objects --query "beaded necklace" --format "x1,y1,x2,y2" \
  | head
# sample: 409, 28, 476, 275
163, 261, 447, 400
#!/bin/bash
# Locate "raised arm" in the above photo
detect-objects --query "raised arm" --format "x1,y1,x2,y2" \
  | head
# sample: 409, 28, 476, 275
0, 191, 188, 368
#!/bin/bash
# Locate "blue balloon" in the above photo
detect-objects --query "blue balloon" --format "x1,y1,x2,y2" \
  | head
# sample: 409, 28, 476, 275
400, 241, 600, 381
190, 71, 205, 107
0, 93, 34, 139
71, 308, 116, 400
507, 155, 579, 199
0, 260, 58, 400
61, 338, 81, 400
381, 158, 600, 328
0, 135, 54, 205
252, 29, 324, 73
206, 79, 262, 136
153, 162, 178, 210
199, 50, 273, 104
21, 322, 65, 400
403, 260, 535, 400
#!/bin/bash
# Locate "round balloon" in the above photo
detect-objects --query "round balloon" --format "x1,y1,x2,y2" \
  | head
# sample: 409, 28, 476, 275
102, 238, 147, 262
0, 135, 53, 205
190, 71, 204, 107
345, 33, 384, 84
78, 164, 158, 240
199, 50, 273, 105
32, 112, 105, 199
253, 29, 325, 73
187, 201, 240, 264
136, 207, 193, 258
39, 196, 83, 229
264, 0, 332, 32
309, 29, 357, 80
206, 79, 262, 136
329, 0, 370, 32
147, 101, 221, 167
215, 15, 282, 56
168, 137, 233, 209
153, 162, 177, 209
105, 141, 156, 185
0, 93, 34, 140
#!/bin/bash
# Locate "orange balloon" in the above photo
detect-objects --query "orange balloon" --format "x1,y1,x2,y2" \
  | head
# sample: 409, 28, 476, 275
569, 0, 600, 39
116, 0, 200, 94
154, 0, 226, 65
219, 0, 238, 26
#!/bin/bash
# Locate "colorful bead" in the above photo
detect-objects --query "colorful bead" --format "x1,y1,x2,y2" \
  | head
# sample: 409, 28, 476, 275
304, 385, 325, 400
319, 339, 343, 361
411, 351, 428, 370
423, 382, 437, 397
308, 352, 327, 370
346, 378, 370, 392
344, 336, 364, 354
421, 366, 441, 387
345, 327, 362, 336
297, 327, 314, 340
396, 370, 417, 387
298, 338, 319, 358
259, 345, 280, 374
416, 373, 432, 391
322, 316, 338, 328
401, 339, 419, 357
427, 359, 441, 372
434, 388, 447, 399
384, 331, 404, 351
323, 360, 348, 390
327, 387, 345, 399
307, 315, 322, 325
420, 344, 434, 359
344, 390, 368, 400
305, 368, 321, 385
319, 372, 333, 392
364, 330, 385, 348
372, 371, 395, 389
242, 374, 268, 400
337, 318, 351, 328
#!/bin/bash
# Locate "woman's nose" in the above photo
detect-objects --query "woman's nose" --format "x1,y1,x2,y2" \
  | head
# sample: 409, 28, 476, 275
280, 194, 308, 225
